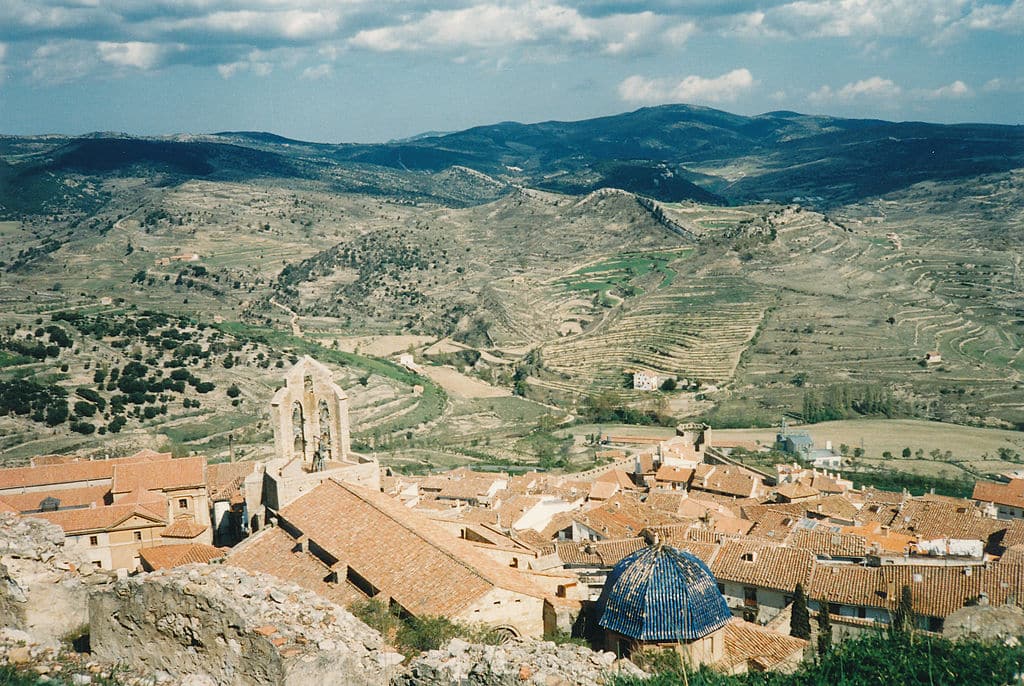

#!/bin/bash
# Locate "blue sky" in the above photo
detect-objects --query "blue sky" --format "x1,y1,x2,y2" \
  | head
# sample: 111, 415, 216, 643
0, 0, 1021, 142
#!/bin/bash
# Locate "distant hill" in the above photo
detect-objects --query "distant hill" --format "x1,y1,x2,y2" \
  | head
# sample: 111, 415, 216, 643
0, 104, 1020, 212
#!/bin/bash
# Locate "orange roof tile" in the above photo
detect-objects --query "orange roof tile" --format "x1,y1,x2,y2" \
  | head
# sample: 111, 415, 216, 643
228, 527, 362, 607
111, 456, 206, 494
33, 503, 166, 534
0, 485, 109, 513
162, 519, 209, 539
719, 619, 806, 672
207, 462, 258, 504
654, 465, 695, 484
0, 451, 171, 491
139, 543, 224, 570
974, 479, 1024, 509
711, 540, 815, 592
274, 479, 547, 617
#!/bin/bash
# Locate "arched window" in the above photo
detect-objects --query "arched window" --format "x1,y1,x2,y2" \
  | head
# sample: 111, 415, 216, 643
318, 400, 332, 462
292, 401, 305, 456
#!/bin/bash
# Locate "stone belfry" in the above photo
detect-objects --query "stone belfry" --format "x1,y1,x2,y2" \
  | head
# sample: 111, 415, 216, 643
270, 356, 352, 469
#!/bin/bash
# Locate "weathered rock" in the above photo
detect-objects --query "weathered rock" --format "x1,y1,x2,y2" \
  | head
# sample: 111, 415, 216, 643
0, 513, 96, 646
944, 603, 1024, 643
90, 564, 388, 686
394, 638, 645, 686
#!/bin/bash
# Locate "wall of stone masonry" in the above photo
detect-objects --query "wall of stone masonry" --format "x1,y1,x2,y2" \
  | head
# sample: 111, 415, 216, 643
89, 564, 402, 686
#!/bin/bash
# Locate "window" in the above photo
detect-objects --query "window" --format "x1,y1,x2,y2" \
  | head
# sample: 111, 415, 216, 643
743, 586, 758, 607
134, 531, 142, 541
178, 498, 189, 509
89, 535, 99, 546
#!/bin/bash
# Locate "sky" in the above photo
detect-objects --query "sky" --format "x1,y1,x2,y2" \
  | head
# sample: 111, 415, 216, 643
0, 0, 1021, 142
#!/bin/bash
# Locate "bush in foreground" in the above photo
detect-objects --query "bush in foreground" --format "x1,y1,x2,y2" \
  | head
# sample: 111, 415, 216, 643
609, 632, 1024, 686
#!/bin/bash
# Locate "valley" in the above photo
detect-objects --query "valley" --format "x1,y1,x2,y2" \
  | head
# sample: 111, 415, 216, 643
0, 106, 1021, 489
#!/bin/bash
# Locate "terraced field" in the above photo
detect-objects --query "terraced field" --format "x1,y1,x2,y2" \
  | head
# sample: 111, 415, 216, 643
541, 275, 767, 392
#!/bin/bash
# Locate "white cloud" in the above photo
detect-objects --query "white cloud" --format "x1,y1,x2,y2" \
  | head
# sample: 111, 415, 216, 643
97, 42, 167, 70
926, 80, 972, 98
983, 76, 1024, 93
663, 20, 698, 46
808, 76, 902, 105
216, 50, 272, 78
350, 2, 664, 56
837, 76, 901, 99
300, 63, 330, 80
618, 68, 755, 104
28, 40, 99, 82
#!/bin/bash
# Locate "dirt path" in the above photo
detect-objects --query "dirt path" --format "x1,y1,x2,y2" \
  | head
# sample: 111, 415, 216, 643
269, 298, 301, 337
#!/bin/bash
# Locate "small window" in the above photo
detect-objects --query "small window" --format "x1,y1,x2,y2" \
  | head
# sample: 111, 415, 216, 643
89, 535, 99, 546
740, 552, 757, 562
134, 531, 142, 541
178, 498, 189, 509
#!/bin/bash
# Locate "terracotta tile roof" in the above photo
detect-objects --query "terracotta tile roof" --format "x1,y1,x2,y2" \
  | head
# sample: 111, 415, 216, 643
0, 451, 170, 491
790, 528, 867, 558
554, 537, 646, 567
998, 520, 1024, 549
34, 503, 166, 534
719, 618, 807, 672
588, 481, 620, 501
0, 485, 109, 513
508, 528, 552, 551
538, 511, 577, 540
691, 465, 764, 498
0, 498, 17, 514
162, 519, 209, 539
228, 527, 362, 608
712, 516, 755, 537
207, 462, 258, 504
494, 495, 543, 528
1001, 544, 1024, 564
118, 488, 168, 508
594, 469, 637, 490
711, 540, 815, 592
139, 543, 224, 570
805, 495, 860, 523
745, 509, 801, 541
111, 456, 206, 494
808, 472, 849, 494
573, 494, 683, 540
775, 482, 819, 500
807, 562, 1024, 620
889, 498, 1003, 541
809, 564, 888, 608
274, 479, 547, 618
654, 465, 695, 484
973, 479, 1024, 509
840, 521, 915, 554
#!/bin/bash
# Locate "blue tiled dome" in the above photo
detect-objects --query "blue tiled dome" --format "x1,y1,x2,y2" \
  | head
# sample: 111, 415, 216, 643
596, 544, 732, 642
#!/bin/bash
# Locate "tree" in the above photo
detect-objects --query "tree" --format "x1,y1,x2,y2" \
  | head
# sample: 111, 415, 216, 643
660, 377, 677, 392
892, 584, 915, 635
902, 447, 912, 458
817, 599, 833, 656
791, 583, 811, 640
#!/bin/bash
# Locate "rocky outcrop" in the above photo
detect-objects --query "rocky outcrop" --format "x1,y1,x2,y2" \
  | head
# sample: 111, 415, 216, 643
943, 603, 1024, 644
90, 564, 401, 686
396, 637, 646, 686
0, 513, 108, 646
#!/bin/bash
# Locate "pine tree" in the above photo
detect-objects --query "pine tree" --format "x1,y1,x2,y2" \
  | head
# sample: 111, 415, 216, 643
791, 583, 811, 640
816, 599, 833, 656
